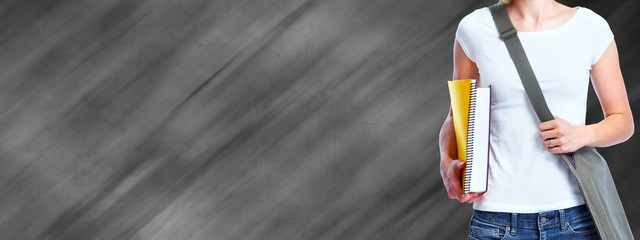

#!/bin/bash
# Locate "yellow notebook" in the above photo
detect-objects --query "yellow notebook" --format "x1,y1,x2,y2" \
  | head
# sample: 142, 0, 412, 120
447, 79, 491, 195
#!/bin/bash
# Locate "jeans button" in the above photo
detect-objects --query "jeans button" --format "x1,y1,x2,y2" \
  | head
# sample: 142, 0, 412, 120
540, 217, 547, 223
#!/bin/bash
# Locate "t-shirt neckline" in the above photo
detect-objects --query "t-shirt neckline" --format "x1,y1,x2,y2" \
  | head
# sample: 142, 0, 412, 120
512, 6, 582, 36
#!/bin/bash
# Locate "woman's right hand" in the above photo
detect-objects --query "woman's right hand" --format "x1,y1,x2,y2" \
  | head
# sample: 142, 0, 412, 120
440, 158, 487, 203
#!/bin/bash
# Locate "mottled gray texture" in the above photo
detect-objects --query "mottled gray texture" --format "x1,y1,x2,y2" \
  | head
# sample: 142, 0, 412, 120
0, 0, 637, 239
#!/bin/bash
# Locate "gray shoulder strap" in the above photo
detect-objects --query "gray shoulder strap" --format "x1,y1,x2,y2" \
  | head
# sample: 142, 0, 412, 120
488, 3, 554, 123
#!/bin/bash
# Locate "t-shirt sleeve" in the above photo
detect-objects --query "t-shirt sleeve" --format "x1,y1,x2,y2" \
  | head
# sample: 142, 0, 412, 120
585, 10, 614, 65
455, 13, 478, 62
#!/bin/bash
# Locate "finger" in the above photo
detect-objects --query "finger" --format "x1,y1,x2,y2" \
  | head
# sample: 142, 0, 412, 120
540, 129, 558, 140
538, 120, 557, 131
452, 160, 465, 177
543, 138, 558, 148
449, 174, 465, 201
448, 161, 465, 200
446, 179, 459, 200
548, 145, 568, 154
447, 188, 455, 199
465, 192, 488, 203
459, 192, 477, 203
447, 189, 455, 199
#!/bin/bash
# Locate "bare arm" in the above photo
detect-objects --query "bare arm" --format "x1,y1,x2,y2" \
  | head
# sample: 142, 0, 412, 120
587, 41, 634, 146
439, 40, 478, 164
439, 40, 485, 203
538, 40, 634, 153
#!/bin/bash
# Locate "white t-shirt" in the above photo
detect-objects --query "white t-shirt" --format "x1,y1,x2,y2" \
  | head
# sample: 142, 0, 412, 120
455, 6, 614, 213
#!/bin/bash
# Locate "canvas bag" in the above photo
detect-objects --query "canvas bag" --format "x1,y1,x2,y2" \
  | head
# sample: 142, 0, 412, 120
488, 3, 634, 239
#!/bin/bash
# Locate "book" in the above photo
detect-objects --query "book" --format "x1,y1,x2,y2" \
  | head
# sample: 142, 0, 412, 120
447, 79, 491, 195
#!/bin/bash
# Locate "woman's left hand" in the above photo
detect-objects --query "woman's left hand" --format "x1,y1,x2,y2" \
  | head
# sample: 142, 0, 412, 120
538, 115, 594, 153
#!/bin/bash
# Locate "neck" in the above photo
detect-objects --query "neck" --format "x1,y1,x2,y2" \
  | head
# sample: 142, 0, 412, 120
507, 0, 558, 21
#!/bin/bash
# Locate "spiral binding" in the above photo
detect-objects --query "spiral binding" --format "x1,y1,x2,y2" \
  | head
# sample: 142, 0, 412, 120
463, 80, 477, 195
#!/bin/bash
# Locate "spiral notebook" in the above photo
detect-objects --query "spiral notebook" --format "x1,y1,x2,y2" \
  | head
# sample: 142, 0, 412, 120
447, 79, 491, 195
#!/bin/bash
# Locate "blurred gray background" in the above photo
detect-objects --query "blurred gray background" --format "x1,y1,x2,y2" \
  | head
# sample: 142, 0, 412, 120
0, 0, 638, 239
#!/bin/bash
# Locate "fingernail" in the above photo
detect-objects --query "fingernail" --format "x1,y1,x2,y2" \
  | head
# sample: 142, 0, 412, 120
458, 161, 464, 167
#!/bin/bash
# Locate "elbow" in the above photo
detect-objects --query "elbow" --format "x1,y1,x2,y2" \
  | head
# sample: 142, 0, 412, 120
627, 110, 634, 140
626, 118, 634, 141
602, 111, 634, 147
621, 112, 635, 142
622, 126, 634, 143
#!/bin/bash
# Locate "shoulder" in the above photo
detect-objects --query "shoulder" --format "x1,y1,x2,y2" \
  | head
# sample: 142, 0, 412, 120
456, 7, 496, 44
457, 7, 494, 31
455, 7, 496, 62
572, 7, 611, 32
570, 7, 614, 64
570, 7, 613, 41
576, 7, 607, 22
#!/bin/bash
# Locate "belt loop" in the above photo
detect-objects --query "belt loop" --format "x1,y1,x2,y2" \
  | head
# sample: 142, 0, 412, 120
510, 213, 517, 235
559, 209, 568, 231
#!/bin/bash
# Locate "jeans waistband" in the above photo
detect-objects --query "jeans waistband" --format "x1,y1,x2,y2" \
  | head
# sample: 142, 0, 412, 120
472, 204, 591, 230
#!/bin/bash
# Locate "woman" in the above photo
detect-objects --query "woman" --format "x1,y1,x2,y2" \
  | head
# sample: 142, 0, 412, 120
439, 0, 634, 238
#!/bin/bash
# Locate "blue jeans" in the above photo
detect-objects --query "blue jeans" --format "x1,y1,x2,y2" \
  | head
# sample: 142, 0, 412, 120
468, 204, 600, 240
